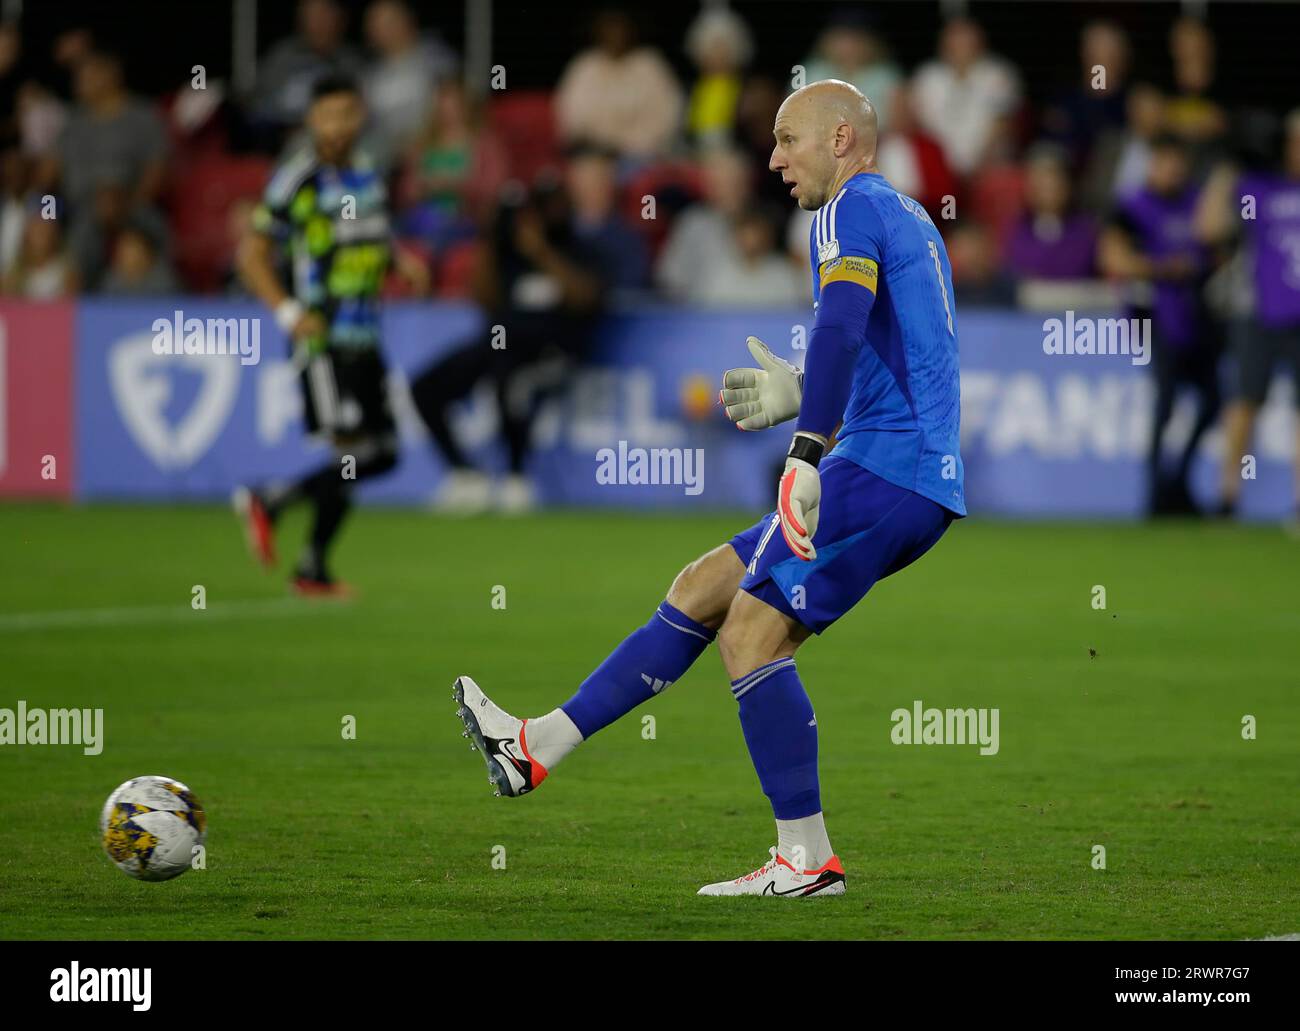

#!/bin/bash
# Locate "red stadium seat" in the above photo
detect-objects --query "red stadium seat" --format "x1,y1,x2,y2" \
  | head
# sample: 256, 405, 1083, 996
168, 155, 273, 294
619, 160, 706, 258
487, 92, 560, 185
436, 240, 482, 298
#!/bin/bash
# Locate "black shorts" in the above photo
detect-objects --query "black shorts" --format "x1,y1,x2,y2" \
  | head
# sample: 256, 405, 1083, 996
1233, 319, 1300, 406
300, 347, 396, 437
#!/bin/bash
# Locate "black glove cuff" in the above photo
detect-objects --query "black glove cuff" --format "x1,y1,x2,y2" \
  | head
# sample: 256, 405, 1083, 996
787, 433, 825, 468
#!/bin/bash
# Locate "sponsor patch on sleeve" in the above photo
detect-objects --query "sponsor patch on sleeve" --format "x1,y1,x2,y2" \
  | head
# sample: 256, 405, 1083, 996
818, 255, 878, 292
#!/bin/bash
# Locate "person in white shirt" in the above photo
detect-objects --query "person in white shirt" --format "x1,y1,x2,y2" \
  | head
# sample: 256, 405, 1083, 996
911, 17, 1021, 177
556, 9, 684, 161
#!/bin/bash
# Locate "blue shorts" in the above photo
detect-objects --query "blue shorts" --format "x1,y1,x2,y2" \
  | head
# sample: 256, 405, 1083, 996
728, 456, 955, 634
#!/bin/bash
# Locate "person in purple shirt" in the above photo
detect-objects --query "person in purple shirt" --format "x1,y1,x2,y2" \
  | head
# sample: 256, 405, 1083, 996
1006, 143, 1098, 280
1196, 110, 1300, 520
1100, 133, 1221, 515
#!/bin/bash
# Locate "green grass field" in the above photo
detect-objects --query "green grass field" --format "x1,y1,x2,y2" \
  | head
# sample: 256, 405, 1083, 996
0, 503, 1296, 940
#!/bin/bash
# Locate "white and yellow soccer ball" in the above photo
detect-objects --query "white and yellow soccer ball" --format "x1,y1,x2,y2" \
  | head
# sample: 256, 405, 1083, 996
100, 776, 206, 881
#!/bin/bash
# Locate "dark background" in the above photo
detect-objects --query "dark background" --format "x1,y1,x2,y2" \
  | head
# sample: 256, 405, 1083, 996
13, 1, 1300, 110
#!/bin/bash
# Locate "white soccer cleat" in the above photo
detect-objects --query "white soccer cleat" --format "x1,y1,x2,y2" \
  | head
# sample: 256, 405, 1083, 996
432, 469, 493, 514
697, 846, 847, 897
495, 473, 537, 515
452, 675, 548, 797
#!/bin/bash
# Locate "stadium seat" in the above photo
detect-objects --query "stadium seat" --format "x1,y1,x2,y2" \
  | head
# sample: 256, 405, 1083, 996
436, 240, 482, 298
168, 155, 273, 293
487, 92, 560, 185
619, 160, 706, 258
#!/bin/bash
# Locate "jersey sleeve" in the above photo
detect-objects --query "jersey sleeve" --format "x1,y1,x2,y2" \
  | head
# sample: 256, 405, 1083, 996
252, 158, 313, 242
812, 189, 886, 297
797, 191, 885, 438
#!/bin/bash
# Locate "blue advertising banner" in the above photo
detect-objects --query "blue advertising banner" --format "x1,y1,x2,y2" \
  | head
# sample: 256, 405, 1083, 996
73, 300, 1296, 517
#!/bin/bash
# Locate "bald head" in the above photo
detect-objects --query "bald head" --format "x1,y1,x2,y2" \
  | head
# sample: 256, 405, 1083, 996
769, 79, 878, 210
785, 80, 878, 151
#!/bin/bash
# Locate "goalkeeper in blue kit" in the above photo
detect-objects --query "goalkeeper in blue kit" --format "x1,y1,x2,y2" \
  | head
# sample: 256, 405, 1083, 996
453, 79, 965, 897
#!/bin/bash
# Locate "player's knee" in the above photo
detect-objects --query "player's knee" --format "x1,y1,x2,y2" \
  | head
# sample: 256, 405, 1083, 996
666, 545, 744, 631
717, 589, 807, 681
717, 602, 783, 681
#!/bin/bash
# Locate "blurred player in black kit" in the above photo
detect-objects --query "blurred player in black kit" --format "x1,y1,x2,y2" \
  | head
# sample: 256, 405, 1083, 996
409, 142, 646, 513
234, 74, 426, 594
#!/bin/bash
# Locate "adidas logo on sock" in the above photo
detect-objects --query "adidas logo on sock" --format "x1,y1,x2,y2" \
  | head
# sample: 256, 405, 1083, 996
641, 674, 673, 694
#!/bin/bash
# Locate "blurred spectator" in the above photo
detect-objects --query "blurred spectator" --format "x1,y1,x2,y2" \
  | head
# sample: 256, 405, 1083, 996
565, 142, 649, 294
1, 148, 26, 276
2, 207, 77, 298
801, 12, 902, 131
1100, 134, 1220, 515
734, 74, 789, 208
1196, 111, 1300, 518
219, 197, 259, 296
0, 22, 25, 149
785, 205, 815, 267
555, 8, 684, 162
683, 6, 753, 147
966, 113, 1027, 254
1083, 82, 1166, 210
913, 17, 1022, 177
362, 0, 458, 170
41, 51, 170, 290
876, 83, 958, 222
1005, 144, 1098, 280
252, 0, 364, 138
1041, 21, 1131, 168
1164, 17, 1226, 147
14, 81, 67, 164
946, 221, 1014, 304
398, 78, 508, 252
48, 27, 94, 100
408, 171, 614, 513
656, 145, 752, 300
99, 220, 179, 296
694, 204, 803, 308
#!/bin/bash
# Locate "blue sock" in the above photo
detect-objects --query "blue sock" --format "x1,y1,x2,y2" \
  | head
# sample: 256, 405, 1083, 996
733, 658, 821, 820
560, 601, 715, 738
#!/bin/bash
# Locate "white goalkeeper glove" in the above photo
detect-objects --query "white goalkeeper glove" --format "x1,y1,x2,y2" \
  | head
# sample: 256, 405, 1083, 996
720, 336, 803, 430
778, 433, 824, 561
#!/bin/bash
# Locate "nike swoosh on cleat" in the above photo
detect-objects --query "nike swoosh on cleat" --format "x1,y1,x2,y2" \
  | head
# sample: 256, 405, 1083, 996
489, 738, 534, 792
761, 875, 843, 897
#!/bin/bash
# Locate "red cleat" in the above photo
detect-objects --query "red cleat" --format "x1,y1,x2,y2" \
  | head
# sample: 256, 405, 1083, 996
233, 487, 277, 569
290, 575, 353, 600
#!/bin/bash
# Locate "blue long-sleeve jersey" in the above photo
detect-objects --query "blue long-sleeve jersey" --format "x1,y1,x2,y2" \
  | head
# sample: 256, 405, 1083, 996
801, 172, 966, 516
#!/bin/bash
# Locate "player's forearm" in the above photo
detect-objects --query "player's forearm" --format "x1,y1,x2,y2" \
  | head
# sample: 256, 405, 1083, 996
796, 323, 858, 438
533, 244, 600, 310
1098, 231, 1148, 280
1194, 166, 1237, 244
237, 234, 291, 311
796, 283, 872, 438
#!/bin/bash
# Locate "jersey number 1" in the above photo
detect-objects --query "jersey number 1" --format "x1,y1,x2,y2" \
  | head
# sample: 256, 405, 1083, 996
927, 240, 955, 336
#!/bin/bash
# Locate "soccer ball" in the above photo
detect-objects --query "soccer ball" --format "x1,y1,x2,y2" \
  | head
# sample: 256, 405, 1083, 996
100, 775, 206, 882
